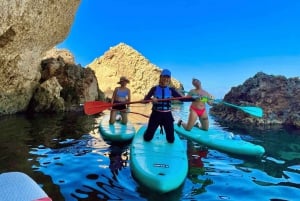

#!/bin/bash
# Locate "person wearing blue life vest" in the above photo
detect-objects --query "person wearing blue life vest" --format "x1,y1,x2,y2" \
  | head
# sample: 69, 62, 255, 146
109, 76, 131, 125
143, 69, 186, 143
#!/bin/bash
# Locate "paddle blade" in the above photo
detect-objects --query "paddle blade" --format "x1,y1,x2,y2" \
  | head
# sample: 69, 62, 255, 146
240, 106, 264, 118
84, 101, 112, 115
221, 101, 264, 118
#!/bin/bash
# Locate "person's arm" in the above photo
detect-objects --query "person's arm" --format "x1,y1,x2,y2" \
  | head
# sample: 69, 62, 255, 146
187, 89, 196, 97
127, 88, 131, 102
202, 90, 214, 105
127, 88, 131, 109
171, 88, 195, 102
206, 92, 214, 106
170, 87, 183, 98
143, 87, 156, 101
111, 87, 118, 103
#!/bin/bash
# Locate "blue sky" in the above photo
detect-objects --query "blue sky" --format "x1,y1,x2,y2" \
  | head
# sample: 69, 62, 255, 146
57, 0, 300, 98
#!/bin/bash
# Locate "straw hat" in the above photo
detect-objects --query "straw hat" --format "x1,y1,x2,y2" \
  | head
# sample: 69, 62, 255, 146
117, 76, 130, 84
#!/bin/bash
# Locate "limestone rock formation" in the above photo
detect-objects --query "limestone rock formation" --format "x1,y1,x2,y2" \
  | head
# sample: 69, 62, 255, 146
210, 72, 300, 128
0, 0, 80, 115
30, 77, 65, 112
30, 52, 103, 112
44, 48, 75, 65
88, 43, 183, 100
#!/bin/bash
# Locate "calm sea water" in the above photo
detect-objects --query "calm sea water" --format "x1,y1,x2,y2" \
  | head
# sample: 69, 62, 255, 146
0, 103, 300, 201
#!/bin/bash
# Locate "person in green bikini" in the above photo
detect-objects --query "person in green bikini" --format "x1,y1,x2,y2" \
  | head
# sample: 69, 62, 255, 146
177, 78, 214, 131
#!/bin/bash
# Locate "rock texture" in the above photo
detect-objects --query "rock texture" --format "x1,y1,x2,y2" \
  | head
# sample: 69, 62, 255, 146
88, 43, 183, 100
44, 47, 75, 65
30, 77, 65, 112
210, 72, 300, 128
0, 0, 80, 115
28, 50, 103, 112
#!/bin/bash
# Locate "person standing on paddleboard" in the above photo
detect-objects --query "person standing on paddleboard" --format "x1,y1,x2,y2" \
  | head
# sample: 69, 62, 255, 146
177, 78, 214, 131
109, 76, 131, 125
143, 69, 185, 143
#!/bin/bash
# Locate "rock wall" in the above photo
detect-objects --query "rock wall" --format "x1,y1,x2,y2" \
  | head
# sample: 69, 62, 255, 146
88, 43, 183, 100
210, 72, 300, 128
0, 0, 81, 115
29, 52, 102, 113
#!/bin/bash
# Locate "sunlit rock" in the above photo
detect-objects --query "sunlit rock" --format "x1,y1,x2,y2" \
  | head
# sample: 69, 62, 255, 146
210, 72, 300, 128
88, 43, 183, 100
0, 0, 80, 115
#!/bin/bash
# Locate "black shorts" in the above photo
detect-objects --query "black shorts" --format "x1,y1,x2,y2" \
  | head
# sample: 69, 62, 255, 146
112, 101, 127, 111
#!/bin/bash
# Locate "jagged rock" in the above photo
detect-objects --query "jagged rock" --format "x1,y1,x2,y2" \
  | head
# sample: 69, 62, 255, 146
29, 77, 65, 112
44, 48, 75, 65
35, 54, 103, 111
0, 0, 80, 115
88, 43, 184, 100
210, 72, 300, 129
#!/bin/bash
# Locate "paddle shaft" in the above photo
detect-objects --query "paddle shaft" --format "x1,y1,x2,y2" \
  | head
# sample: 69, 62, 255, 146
114, 96, 193, 106
180, 90, 263, 118
127, 111, 150, 118
84, 96, 194, 115
111, 109, 150, 118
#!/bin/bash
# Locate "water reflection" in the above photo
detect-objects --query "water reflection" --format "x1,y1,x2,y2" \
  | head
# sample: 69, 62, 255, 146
0, 103, 300, 200
186, 141, 213, 196
107, 145, 129, 176
30, 134, 140, 201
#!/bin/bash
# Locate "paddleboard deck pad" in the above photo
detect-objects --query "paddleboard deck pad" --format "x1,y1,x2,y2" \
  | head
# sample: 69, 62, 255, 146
130, 125, 188, 193
99, 115, 136, 142
174, 124, 265, 156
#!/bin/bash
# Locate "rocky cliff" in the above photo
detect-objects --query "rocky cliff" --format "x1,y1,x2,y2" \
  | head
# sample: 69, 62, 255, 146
0, 0, 81, 115
88, 43, 183, 100
27, 48, 102, 113
210, 72, 300, 128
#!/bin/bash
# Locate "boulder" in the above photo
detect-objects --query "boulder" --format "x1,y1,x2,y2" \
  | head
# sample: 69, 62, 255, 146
29, 77, 65, 112
210, 72, 300, 129
29, 53, 103, 112
0, 0, 80, 115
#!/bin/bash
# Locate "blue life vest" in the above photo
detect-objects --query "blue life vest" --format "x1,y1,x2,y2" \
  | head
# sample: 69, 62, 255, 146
153, 86, 172, 111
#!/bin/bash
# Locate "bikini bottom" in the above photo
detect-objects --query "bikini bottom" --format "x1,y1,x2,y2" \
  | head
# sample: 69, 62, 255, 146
190, 105, 205, 117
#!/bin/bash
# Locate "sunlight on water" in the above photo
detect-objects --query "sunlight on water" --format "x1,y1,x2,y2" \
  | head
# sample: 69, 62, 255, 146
1, 103, 300, 201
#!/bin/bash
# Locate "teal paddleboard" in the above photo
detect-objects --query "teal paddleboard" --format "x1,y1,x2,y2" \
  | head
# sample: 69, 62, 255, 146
130, 125, 188, 193
99, 115, 136, 142
174, 124, 265, 157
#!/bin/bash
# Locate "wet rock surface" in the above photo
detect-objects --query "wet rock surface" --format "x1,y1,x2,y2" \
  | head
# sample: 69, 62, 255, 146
210, 72, 300, 128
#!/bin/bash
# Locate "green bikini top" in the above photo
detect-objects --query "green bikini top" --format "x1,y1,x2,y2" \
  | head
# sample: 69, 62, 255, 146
189, 92, 209, 103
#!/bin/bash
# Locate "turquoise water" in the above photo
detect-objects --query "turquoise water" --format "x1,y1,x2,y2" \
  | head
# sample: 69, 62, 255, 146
0, 103, 300, 200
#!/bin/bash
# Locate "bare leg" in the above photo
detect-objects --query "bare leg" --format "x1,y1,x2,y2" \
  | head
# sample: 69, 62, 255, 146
120, 110, 128, 124
180, 109, 198, 131
109, 110, 117, 124
198, 112, 209, 131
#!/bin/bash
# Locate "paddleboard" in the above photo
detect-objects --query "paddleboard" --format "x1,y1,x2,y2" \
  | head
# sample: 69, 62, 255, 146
0, 172, 52, 201
130, 125, 188, 193
99, 115, 136, 142
174, 124, 265, 157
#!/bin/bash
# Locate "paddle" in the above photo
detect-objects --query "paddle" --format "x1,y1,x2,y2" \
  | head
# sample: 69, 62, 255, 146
214, 99, 263, 118
84, 96, 194, 115
179, 90, 263, 118
127, 111, 150, 118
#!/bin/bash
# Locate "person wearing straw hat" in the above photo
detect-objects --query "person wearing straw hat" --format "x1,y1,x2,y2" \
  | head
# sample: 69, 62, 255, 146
109, 76, 131, 125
